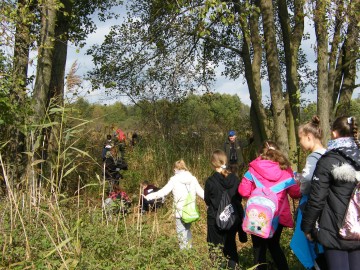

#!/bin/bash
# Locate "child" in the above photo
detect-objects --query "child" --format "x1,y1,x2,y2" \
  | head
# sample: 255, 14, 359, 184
144, 160, 204, 249
239, 140, 301, 270
301, 116, 360, 270
204, 149, 245, 269
104, 185, 132, 215
102, 134, 113, 161
290, 116, 327, 269
297, 116, 327, 195
140, 181, 164, 212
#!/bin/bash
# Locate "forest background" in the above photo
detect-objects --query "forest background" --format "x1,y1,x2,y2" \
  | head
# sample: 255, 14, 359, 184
0, 0, 359, 269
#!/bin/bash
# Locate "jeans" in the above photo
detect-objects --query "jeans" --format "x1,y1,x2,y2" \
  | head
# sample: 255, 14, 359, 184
175, 218, 192, 249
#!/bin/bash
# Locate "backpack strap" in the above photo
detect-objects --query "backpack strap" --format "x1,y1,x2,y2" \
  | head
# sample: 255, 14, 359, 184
185, 183, 191, 193
244, 171, 264, 188
270, 177, 297, 193
245, 171, 296, 193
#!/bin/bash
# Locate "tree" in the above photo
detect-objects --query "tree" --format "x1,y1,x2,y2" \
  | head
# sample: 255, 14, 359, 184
2, 0, 124, 186
259, 0, 289, 153
87, 0, 308, 158
313, 0, 360, 144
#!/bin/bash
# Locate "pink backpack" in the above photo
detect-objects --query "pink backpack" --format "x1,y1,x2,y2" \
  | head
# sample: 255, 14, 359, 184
242, 172, 296, 238
339, 182, 360, 240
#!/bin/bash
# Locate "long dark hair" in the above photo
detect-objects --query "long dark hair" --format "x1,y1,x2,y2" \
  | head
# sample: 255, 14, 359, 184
332, 116, 360, 148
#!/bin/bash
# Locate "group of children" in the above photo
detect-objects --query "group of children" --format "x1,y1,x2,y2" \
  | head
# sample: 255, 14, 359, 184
143, 115, 360, 270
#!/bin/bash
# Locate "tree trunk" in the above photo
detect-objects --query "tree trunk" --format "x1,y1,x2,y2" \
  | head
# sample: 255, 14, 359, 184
328, 0, 344, 118
260, 0, 289, 153
335, 0, 360, 116
32, 0, 57, 123
239, 0, 268, 148
12, 0, 32, 101
30, 0, 57, 181
47, 0, 73, 190
278, 0, 304, 167
314, 0, 331, 145
10, 0, 36, 179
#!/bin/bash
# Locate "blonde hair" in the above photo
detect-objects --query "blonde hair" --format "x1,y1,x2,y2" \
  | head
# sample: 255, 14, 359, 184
210, 149, 231, 177
259, 140, 291, 170
174, 159, 189, 171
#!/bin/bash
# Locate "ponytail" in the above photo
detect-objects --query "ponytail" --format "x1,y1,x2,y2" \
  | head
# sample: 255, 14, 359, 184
332, 116, 360, 148
347, 117, 360, 148
211, 149, 231, 177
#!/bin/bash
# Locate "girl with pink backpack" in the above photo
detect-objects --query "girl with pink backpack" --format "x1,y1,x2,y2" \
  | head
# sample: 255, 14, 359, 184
238, 140, 301, 270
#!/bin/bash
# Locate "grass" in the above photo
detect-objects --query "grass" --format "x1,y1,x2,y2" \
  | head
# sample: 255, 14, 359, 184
0, 107, 305, 269
0, 186, 304, 269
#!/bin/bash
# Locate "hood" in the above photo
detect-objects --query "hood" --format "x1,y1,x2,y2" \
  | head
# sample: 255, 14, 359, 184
249, 157, 291, 182
173, 170, 195, 185
211, 172, 238, 189
331, 147, 360, 183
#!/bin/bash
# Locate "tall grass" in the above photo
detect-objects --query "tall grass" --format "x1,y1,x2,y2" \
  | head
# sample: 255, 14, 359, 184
0, 107, 304, 269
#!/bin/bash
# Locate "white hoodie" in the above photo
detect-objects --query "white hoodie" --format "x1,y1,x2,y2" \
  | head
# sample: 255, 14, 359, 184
145, 170, 204, 218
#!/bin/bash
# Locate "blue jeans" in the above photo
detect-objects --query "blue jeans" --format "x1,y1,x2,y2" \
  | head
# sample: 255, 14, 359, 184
175, 218, 192, 249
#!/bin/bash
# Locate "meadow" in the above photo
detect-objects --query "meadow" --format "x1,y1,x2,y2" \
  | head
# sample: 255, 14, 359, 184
0, 127, 304, 269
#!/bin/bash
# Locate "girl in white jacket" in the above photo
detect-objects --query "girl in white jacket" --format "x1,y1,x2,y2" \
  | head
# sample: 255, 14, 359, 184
145, 159, 204, 249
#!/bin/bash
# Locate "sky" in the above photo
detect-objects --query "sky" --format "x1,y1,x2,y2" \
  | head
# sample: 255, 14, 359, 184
64, 4, 358, 107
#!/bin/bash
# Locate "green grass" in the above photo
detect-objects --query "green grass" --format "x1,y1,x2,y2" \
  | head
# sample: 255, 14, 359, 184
0, 191, 304, 269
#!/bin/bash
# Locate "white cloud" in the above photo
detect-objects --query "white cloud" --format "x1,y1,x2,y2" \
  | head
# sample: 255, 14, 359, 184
215, 77, 251, 105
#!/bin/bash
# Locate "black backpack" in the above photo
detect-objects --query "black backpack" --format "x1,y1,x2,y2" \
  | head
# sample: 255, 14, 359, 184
216, 189, 238, 230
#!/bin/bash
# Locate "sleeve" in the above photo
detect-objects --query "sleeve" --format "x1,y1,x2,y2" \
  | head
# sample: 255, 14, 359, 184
287, 182, 301, 199
238, 171, 254, 198
145, 178, 174, 201
300, 154, 321, 194
194, 178, 204, 200
204, 178, 212, 206
301, 157, 332, 233
283, 168, 301, 198
234, 192, 244, 217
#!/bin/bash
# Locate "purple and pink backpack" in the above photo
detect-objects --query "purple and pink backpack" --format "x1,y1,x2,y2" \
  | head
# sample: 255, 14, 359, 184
242, 171, 297, 238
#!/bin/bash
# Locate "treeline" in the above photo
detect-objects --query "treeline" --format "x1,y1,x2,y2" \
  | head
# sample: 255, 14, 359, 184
70, 93, 250, 139
65, 94, 360, 194
62, 93, 251, 193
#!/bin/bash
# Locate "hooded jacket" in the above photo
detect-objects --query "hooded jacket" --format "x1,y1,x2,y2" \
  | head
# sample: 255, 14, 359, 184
224, 139, 244, 166
145, 170, 204, 218
301, 147, 360, 250
238, 157, 301, 228
204, 172, 244, 225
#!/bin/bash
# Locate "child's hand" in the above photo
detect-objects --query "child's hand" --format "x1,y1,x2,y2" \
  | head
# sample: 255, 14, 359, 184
294, 172, 301, 185
305, 232, 313, 241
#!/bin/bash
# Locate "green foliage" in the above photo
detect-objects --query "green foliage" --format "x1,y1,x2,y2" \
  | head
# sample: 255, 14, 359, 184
348, 98, 360, 122
0, 95, 303, 269
0, 192, 305, 269
0, 197, 214, 269
64, 93, 251, 196
0, 50, 17, 126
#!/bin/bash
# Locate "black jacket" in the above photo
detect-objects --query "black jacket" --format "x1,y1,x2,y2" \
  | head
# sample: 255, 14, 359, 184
224, 140, 244, 166
204, 172, 244, 226
301, 147, 360, 250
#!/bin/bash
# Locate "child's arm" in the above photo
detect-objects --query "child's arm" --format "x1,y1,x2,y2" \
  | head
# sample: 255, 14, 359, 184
145, 179, 174, 201
194, 177, 204, 199
238, 172, 253, 198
